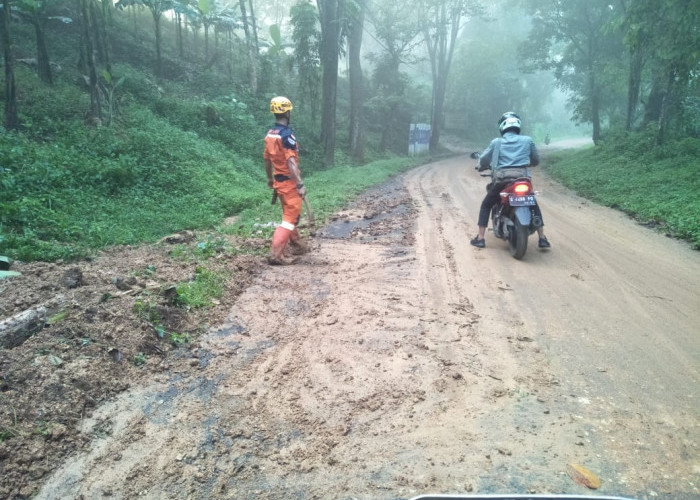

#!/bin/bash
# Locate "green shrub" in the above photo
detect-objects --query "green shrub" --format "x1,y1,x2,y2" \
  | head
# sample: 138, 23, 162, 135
545, 133, 700, 248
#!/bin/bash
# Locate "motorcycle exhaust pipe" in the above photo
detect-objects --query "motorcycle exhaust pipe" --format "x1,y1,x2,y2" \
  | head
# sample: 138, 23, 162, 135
532, 215, 543, 228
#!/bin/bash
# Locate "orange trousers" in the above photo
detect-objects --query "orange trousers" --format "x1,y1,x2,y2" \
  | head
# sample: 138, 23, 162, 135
270, 180, 302, 258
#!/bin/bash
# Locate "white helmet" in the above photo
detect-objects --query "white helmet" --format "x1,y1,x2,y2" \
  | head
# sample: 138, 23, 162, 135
498, 111, 521, 135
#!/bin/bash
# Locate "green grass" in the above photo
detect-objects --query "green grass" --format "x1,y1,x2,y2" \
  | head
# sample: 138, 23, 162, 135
544, 131, 700, 248
175, 266, 227, 309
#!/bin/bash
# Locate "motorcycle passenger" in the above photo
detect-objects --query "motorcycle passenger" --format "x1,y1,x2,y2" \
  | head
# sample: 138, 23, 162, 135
264, 96, 309, 265
470, 112, 551, 249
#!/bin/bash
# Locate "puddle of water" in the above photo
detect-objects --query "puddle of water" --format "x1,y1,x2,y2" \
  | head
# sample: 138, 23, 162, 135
319, 218, 371, 239
319, 206, 408, 239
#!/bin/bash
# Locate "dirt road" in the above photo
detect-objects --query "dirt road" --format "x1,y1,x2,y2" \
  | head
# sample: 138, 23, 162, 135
36, 149, 699, 499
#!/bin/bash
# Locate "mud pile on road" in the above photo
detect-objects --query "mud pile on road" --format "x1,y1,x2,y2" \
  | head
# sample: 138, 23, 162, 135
0, 176, 413, 498
0, 235, 265, 498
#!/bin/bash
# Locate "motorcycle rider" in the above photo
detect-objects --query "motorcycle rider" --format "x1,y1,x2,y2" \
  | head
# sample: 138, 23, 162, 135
470, 112, 551, 249
264, 96, 309, 265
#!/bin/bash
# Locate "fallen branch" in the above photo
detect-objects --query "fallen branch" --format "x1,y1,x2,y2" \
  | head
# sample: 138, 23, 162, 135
0, 295, 66, 349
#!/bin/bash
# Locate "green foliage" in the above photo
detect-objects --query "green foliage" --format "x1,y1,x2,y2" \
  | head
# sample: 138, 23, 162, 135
133, 352, 147, 366
545, 131, 700, 248
175, 266, 226, 309
195, 235, 231, 258
133, 299, 161, 324
169, 331, 190, 345
0, 98, 266, 260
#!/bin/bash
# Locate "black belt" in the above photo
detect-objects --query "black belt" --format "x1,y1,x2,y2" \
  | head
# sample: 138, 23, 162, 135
274, 174, 292, 182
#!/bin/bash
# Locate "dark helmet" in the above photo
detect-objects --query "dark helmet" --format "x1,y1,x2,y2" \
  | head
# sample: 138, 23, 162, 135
498, 111, 521, 135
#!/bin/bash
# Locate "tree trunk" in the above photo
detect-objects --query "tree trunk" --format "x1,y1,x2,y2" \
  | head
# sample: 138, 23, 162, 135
80, 0, 101, 124
625, 44, 643, 130
0, 296, 66, 349
95, 0, 112, 73
430, 76, 447, 151
177, 13, 183, 58
33, 14, 53, 84
348, 0, 365, 163
90, 1, 106, 66
204, 24, 209, 59
2, 0, 19, 130
590, 72, 601, 145
656, 66, 680, 145
319, 0, 342, 167
152, 10, 163, 76
643, 73, 664, 126
239, 0, 258, 93
247, 0, 259, 53
426, 3, 461, 153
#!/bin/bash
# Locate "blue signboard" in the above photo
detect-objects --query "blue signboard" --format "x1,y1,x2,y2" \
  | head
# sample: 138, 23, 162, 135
409, 123, 431, 156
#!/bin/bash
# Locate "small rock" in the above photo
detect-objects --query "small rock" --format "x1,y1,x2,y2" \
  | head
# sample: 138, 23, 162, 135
162, 231, 196, 244
114, 277, 137, 291
61, 268, 83, 289
49, 423, 68, 440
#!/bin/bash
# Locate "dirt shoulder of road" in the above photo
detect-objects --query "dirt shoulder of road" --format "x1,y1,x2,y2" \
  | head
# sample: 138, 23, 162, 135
0, 176, 418, 498
0, 232, 269, 497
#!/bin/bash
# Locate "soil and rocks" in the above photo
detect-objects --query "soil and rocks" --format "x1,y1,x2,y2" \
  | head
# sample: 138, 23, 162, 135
0, 232, 268, 498
0, 180, 414, 498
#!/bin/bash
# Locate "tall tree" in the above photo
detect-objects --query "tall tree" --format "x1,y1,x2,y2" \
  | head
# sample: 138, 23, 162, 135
2, 0, 19, 130
116, 0, 174, 76
617, 0, 651, 131
91, 0, 112, 72
365, 0, 421, 152
419, 0, 479, 152
247, 0, 259, 53
17, 0, 53, 84
79, 0, 101, 124
317, 0, 344, 167
347, 0, 365, 162
636, 0, 700, 143
291, 0, 321, 121
520, 0, 622, 145
238, 0, 258, 92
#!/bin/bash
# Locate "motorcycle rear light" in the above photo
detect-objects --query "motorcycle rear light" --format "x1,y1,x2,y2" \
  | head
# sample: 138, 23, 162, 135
513, 183, 531, 195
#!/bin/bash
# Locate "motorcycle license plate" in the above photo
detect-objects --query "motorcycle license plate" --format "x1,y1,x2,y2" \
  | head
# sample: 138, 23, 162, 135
509, 194, 536, 206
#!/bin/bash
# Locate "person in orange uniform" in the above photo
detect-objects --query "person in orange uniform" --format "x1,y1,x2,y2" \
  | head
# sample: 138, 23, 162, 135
264, 96, 308, 265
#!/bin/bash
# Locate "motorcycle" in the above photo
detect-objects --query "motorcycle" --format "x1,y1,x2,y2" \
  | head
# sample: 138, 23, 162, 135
475, 162, 543, 260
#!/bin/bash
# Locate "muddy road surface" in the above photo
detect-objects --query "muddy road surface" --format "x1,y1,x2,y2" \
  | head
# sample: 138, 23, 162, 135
36, 150, 699, 500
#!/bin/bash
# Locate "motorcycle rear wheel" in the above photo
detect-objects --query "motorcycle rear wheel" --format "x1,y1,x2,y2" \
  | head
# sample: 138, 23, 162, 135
508, 219, 529, 259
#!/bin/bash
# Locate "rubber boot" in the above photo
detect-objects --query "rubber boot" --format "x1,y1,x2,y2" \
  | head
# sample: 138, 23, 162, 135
287, 230, 309, 256
268, 226, 297, 265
